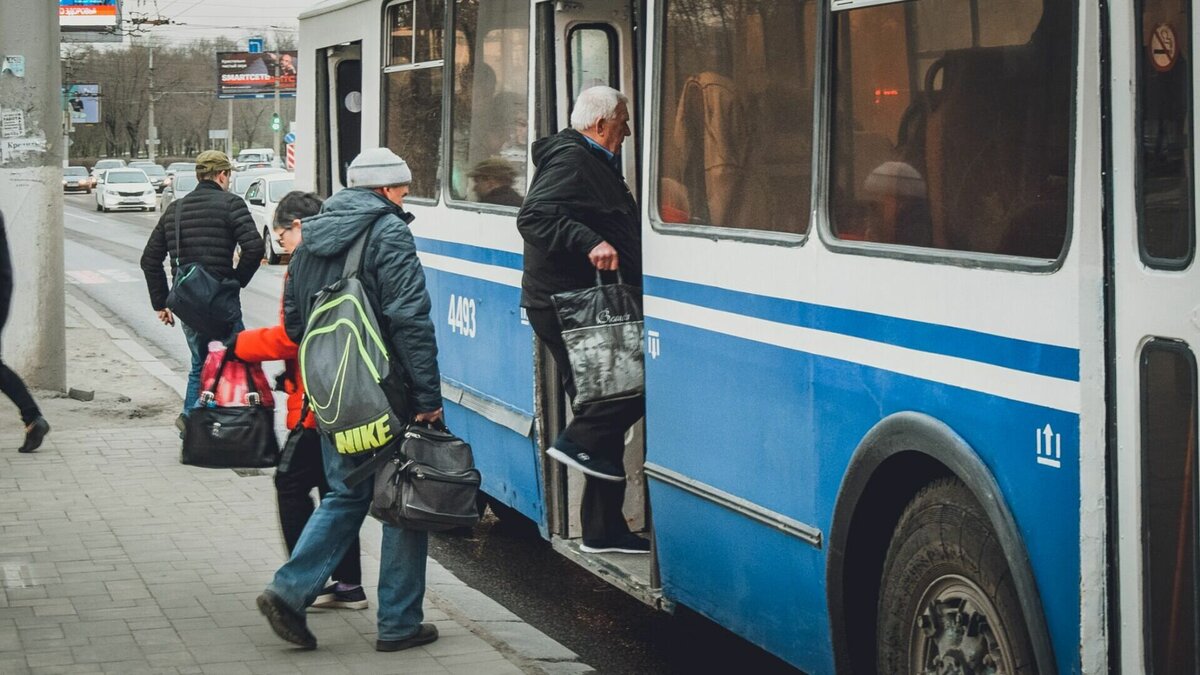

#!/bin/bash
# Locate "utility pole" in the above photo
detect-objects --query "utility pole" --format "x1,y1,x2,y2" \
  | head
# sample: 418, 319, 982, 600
0, 1, 66, 390
147, 42, 157, 163
272, 52, 281, 160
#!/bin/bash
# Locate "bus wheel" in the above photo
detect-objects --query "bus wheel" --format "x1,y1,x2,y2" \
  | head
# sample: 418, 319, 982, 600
877, 478, 1036, 675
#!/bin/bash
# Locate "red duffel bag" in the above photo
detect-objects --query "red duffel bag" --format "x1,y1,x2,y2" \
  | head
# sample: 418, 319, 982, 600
198, 342, 275, 408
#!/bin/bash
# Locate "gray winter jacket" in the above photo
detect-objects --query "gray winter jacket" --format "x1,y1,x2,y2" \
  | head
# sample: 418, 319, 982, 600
283, 188, 442, 413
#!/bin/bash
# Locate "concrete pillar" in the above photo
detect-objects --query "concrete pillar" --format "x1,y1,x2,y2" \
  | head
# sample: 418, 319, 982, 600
0, 1, 66, 390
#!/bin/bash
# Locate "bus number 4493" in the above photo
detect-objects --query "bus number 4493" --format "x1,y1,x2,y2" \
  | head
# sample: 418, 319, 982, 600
447, 294, 477, 338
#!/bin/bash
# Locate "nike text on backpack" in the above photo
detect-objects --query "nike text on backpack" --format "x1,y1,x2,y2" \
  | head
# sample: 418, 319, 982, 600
298, 224, 409, 454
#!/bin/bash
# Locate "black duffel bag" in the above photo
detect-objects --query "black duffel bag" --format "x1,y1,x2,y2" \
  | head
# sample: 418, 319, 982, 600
165, 195, 242, 338
346, 423, 481, 532
182, 351, 280, 469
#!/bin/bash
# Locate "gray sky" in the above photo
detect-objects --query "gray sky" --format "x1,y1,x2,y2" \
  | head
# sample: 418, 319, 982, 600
120, 0, 317, 45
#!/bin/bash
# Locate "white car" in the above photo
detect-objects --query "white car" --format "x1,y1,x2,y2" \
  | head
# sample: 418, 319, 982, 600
245, 173, 295, 264
94, 168, 156, 213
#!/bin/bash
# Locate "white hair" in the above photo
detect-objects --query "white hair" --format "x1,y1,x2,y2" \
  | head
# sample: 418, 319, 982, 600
569, 86, 629, 131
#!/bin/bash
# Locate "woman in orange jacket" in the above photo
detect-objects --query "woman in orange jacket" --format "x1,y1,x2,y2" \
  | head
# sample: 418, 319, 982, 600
230, 191, 365, 610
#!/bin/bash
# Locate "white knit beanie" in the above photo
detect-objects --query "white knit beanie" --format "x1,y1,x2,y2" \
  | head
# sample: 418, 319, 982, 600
347, 148, 413, 188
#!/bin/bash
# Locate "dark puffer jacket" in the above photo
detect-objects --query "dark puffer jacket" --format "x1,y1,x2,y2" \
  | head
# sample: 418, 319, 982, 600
283, 188, 442, 414
140, 180, 264, 310
516, 129, 640, 309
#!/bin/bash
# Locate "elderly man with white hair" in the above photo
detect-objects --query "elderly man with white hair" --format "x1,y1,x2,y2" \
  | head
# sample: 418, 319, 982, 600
516, 86, 648, 554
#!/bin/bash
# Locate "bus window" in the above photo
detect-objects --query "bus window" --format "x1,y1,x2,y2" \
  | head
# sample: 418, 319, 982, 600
1138, 0, 1194, 268
1140, 340, 1198, 674
449, 0, 530, 208
830, 0, 1072, 258
568, 25, 616, 105
383, 0, 447, 200
655, 0, 815, 234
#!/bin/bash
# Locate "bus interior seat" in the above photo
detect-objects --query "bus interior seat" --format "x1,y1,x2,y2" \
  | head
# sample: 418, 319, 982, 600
922, 36, 1069, 256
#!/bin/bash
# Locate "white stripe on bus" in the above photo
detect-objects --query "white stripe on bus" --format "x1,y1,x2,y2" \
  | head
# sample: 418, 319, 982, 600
646, 296, 1081, 414
417, 252, 523, 288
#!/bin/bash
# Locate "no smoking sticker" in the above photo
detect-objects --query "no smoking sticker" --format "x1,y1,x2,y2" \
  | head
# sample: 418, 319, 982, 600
1150, 23, 1179, 73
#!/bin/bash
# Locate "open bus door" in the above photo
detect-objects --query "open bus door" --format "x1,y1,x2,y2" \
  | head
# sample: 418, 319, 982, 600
532, 0, 663, 606
314, 42, 361, 196
1112, 0, 1200, 671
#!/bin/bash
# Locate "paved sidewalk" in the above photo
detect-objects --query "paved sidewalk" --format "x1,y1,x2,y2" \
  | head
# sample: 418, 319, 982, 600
0, 302, 589, 675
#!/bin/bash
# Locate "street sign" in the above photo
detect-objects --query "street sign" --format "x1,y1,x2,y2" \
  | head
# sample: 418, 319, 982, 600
208, 129, 228, 140
285, 143, 295, 170
145, 139, 160, 145
283, 132, 296, 144
248, 37, 264, 54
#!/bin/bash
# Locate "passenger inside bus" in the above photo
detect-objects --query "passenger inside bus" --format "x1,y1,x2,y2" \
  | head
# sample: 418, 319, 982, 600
831, 0, 1072, 258
657, 0, 815, 235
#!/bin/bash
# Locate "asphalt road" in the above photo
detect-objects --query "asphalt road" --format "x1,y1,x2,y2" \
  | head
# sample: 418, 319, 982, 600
61, 192, 805, 675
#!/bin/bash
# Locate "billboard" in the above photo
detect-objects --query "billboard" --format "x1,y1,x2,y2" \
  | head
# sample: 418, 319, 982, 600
59, 0, 120, 29
218, 51, 298, 99
64, 84, 101, 125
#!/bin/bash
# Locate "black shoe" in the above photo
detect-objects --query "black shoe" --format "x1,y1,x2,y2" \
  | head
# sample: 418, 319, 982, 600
18, 417, 49, 453
312, 584, 368, 610
376, 623, 438, 652
256, 591, 317, 649
546, 447, 624, 482
580, 533, 651, 554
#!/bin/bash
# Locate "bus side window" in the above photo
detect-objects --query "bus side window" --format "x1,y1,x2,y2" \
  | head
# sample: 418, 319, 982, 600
830, 0, 1072, 259
568, 25, 616, 106
383, 0, 447, 200
448, 0, 530, 209
655, 0, 816, 235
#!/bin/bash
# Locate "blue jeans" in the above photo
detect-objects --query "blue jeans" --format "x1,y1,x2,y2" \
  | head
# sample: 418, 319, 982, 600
181, 319, 243, 416
266, 435, 428, 640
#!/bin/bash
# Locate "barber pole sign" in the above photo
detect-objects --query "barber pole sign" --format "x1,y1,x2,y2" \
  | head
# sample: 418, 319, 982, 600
285, 143, 295, 170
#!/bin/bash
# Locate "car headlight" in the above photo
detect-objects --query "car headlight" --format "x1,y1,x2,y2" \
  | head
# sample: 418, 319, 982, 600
144, 189, 154, 196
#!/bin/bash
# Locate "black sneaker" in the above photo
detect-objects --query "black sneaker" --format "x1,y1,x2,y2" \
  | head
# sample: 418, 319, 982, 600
18, 417, 49, 453
312, 584, 368, 610
580, 533, 651, 554
256, 591, 317, 649
376, 623, 438, 652
546, 447, 624, 482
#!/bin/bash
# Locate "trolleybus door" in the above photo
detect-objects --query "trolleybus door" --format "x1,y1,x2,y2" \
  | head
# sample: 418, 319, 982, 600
536, 0, 650, 545
316, 42, 361, 195
1112, 0, 1200, 671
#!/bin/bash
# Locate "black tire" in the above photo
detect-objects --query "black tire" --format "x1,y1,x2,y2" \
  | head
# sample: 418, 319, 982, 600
877, 478, 1036, 675
263, 228, 281, 264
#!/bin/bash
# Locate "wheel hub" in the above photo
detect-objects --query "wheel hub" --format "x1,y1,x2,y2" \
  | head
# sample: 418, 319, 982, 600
911, 575, 1012, 675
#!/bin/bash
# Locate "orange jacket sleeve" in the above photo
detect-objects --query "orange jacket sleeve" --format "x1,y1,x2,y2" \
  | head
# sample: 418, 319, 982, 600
234, 323, 298, 363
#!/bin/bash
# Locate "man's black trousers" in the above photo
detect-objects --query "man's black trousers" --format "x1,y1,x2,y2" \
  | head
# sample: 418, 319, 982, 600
0, 353, 40, 426
274, 429, 362, 585
526, 307, 645, 541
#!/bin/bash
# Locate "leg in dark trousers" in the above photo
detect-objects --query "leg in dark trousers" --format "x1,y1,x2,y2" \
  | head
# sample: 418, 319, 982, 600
526, 307, 645, 541
274, 431, 362, 585
0, 357, 40, 425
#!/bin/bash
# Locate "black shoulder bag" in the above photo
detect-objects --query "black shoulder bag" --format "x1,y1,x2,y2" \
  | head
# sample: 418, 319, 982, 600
181, 349, 280, 469
165, 196, 243, 338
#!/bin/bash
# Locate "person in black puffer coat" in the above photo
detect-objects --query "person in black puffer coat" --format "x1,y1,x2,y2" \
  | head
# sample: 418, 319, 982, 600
140, 150, 264, 421
517, 86, 648, 555
0, 212, 50, 453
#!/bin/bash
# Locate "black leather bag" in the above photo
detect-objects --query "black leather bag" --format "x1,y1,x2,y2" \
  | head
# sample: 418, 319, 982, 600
346, 424, 481, 532
182, 352, 280, 469
165, 195, 242, 337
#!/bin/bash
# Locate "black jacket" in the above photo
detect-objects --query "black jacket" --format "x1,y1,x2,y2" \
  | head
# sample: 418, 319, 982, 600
283, 188, 443, 414
140, 180, 264, 310
0, 213, 11, 332
516, 129, 640, 309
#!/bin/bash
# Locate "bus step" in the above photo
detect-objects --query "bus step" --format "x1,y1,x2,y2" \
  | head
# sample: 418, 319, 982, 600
551, 536, 674, 612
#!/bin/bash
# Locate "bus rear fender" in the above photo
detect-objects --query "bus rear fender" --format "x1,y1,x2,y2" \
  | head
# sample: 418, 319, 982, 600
826, 411, 1056, 675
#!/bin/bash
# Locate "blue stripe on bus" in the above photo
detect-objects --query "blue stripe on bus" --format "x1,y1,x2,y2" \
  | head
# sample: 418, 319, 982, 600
414, 237, 524, 271
644, 275, 1081, 382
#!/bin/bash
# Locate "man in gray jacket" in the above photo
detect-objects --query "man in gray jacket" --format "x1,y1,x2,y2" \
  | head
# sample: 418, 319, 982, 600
256, 148, 443, 653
